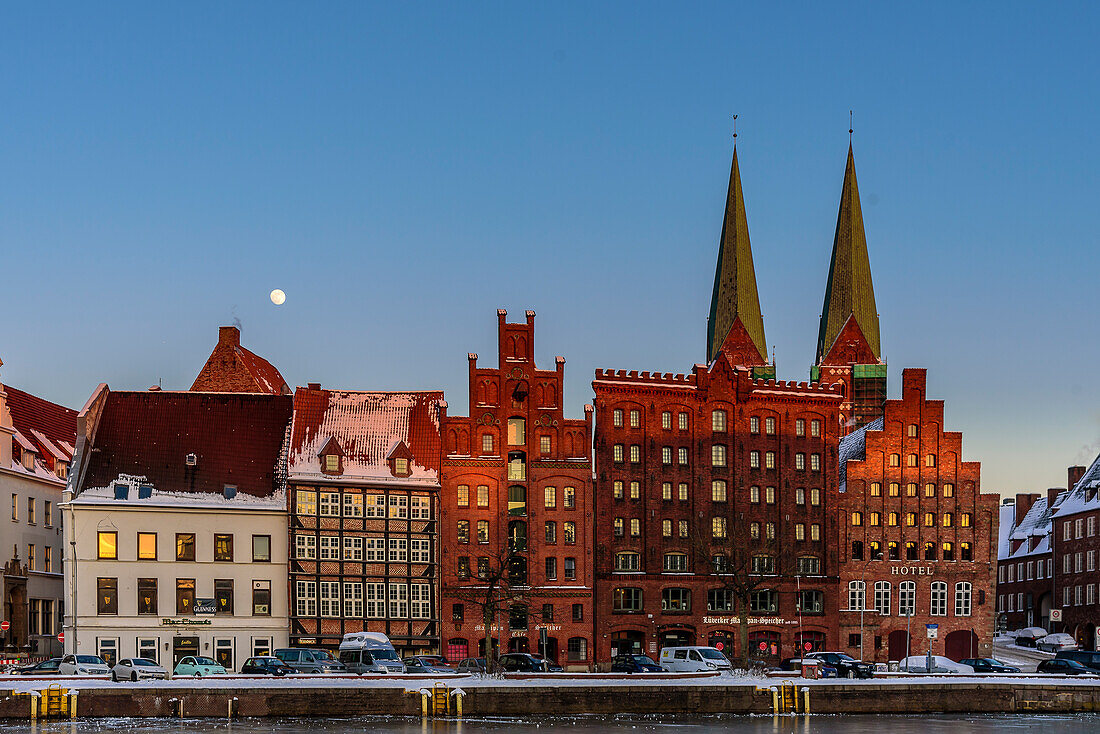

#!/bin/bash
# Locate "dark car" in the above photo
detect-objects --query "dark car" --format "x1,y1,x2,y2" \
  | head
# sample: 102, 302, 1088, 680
1038, 658, 1094, 676
960, 658, 1021, 674
418, 655, 452, 668
1056, 650, 1100, 672
530, 655, 563, 672
779, 657, 839, 678
806, 652, 874, 679
610, 654, 664, 673
273, 648, 346, 674
15, 658, 61, 675
498, 653, 550, 672
240, 656, 295, 676
456, 657, 487, 674
404, 656, 455, 674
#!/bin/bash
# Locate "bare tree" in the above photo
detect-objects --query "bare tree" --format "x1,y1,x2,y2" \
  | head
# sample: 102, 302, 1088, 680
696, 518, 798, 668
445, 543, 530, 673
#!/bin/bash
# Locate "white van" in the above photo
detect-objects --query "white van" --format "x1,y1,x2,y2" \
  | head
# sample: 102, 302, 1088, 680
659, 646, 733, 672
338, 632, 406, 674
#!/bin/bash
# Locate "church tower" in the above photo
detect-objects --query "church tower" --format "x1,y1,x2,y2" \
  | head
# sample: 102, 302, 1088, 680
706, 145, 774, 377
813, 144, 886, 430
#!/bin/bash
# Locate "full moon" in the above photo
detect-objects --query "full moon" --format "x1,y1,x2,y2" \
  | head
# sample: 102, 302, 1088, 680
270, 289, 286, 305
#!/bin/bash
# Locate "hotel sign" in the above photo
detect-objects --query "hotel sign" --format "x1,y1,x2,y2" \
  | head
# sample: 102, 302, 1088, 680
890, 566, 935, 576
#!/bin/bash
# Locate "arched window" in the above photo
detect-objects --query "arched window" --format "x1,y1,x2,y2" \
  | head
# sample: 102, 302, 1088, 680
942, 542, 955, 561
889, 453, 900, 467
869, 512, 881, 526
888, 512, 899, 527
712, 480, 727, 502
954, 582, 972, 616
907, 454, 918, 467
930, 582, 948, 616
905, 542, 917, 560
943, 513, 954, 527
888, 541, 899, 560
851, 511, 863, 526
848, 580, 866, 610
851, 540, 864, 560
924, 542, 937, 560
506, 485, 528, 517
712, 409, 727, 432
907, 424, 919, 438
960, 542, 973, 561
869, 541, 882, 560
507, 417, 526, 446
614, 551, 640, 571
765, 416, 776, 435
925, 454, 936, 467
712, 445, 728, 467
899, 581, 916, 616
874, 581, 891, 615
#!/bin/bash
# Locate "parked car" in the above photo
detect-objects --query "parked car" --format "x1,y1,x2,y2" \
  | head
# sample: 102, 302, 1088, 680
610, 654, 664, 673
456, 657, 487, 674
58, 655, 110, 676
530, 655, 564, 672
1037, 658, 1095, 676
498, 653, 552, 672
403, 656, 455, 674
1013, 627, 1048, 648
1056, 650, 1100, 672
337, 633, 405, 674
418, 655, 452, 668
173, 656, 228, 677
898, 655, 974, 674
779, 657, 839, 678
659, 646, 734, 672
14, 658, 61, 675
959, 658, 1021, 674
273, 648, 347, 674
805, 652, 874, 679
240, 656, 295, 676
111, 658, 168, 681
1036, 633, 1078, 653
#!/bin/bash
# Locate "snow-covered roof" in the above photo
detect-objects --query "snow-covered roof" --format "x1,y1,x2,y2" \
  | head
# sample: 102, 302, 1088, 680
999, 491, 1064, 560
288, 387, 443, 485
3, 383, 77, 484
73, 474, 285, 511
1050, 451, 1100, 519
837, 417, 883, 492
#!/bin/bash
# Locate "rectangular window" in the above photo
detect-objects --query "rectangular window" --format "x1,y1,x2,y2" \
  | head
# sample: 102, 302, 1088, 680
253, 580, 271, 616
564, 557, 576, 580
678, 447, 688, 465
343, 492, 364, 517
251, 535, 271, 563
411, 583, 431, 619
320, 535, 340, 560
662, 482, 672, 500
662, 446, 672, 465
544, 486, 557, 508
411, 495, 432, 520
176, 533, 195, 561
27, 497, 35, 525
44, 546, 53, 572
477, 520, 489, 543
795, 418, 806, 436
44, 500, 53, 527
176, 578, 196, 615
27, 544, 35, 572
388, 537, 408, 562
540, 435, 552, 455
679, 483, 688, 501
295, 490, 317, 515
678, 412, 689, 430
320, 581, 340, 617
10, 493, 16, 521
295, 534, 317, 559
564, 521, 576, 544
388, 583, 409, 618
137, 532, 157, 560
296, 580, 317, 617
712, 444, 727, 467
810, 454, 820, 471
795, 453, 806, 470
545, 521, 557, 543
95, 578, 117, 615
629, 482, 640, 499
545, 557, 557, 580
630, 518, 640, 537
712, 410, 727, 432
765, 486, 776, 504
215, 578, 234, 615
750, 450, 760, 468
482, 433, 494, 453
564, 486, 576, 509
662, 411, 672, 430
214, 534, 233, 562
366, 583, 386, 618
97, 531, 117, 560
411, 538, 430, 563
457, 485, 470, 507
630, 445, 641, 462
613, 444, 624, 462
613, 518, 623, 537
810, 524, 820, 541
629, 410, 640, 428
388, 494, 409, 518
477, 485, 490, 507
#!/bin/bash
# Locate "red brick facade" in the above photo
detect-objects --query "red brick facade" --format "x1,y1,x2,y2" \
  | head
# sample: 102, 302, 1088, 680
997, 490, 1056, 633
439, 311, 594, 669
1048, 461, 1100, 650
837, 369, 998, 662
591, 358, 844, 665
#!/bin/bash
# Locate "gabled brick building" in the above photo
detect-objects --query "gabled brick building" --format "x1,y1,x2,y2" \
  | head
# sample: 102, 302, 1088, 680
837, 369, 998, 662
997, 489, 1059, 632
286, 386, 443, 656
191, 326, 290, 395
1047, 459, 1100, 650
439, 311, 593, 669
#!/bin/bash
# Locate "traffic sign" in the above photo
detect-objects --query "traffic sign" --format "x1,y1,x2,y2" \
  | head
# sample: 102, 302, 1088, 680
758, 641, 768, 651
0, 621, 9, 632
803, 642, 813, 651
1050, 609, 1063, 622
926, 624, 939, 639
57, 631, 64, 643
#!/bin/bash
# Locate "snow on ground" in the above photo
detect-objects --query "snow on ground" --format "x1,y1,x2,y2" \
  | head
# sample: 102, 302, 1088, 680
1, 672, 1098, 694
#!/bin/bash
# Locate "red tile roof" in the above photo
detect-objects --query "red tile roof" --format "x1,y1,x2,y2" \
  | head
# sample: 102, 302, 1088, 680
190, 326, 289, 395
5, 385, 77, 477
288, 387, 443, 484
232, 344, 289, 395
80, 390, 292, 497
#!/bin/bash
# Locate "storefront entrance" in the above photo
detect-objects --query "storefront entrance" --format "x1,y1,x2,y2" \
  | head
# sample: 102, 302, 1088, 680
658, 629, 695, 649
172, 636, 199, 666
508, 636, 530, 653
707, 630, 736, 659
610, 630, 645, 657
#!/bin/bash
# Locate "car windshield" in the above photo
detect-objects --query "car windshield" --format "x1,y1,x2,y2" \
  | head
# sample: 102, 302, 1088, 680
313, 650, 338, 661
193, 657, 218, 666
76, 656, 105, 664
372, 649, 400, 661
632, 655, 658, 665
700, 649, 727, 660
985, 659, 1005, 665
131, 659, 157, 666
1066, 660, 1087, 669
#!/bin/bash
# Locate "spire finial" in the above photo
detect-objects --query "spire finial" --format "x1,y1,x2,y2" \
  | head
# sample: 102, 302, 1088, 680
733, 114, 738, 142
849, 110, 853, 141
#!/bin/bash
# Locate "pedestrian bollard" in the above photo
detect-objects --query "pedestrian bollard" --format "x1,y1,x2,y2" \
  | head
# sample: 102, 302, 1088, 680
451, 687, 466, 718
801, 687, 810, 714
69, 690, 78, 718
29, 692, 39, 720
769, 686, 779, 713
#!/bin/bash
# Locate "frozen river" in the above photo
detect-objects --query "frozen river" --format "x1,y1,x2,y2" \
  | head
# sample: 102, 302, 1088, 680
7, 715, 1100, 734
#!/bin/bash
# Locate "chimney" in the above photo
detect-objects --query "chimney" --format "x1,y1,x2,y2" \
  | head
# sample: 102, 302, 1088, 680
1014, 493, 1040, 523
218, 326, 241, 347
307, 383, 321, 391
1069, 465, 1087, 492
1047, 486, 1063, 509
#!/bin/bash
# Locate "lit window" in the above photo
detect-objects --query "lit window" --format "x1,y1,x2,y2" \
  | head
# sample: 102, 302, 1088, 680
810, 420, 821, 437
678, 483, 688, 501
809, 454, 820, 471
943, 484, 955, 498
629, 410, 640, 428
629, 445, 641, 463
796, 488, 806, 505
870, 482, 881, 496
540, 435, 551, 455
661, 412, 672, 430
678, 412, 689, 431
612, 409, 623, 427
750, 486, 760, 503
925, 483, 935, 498
925, 454, 936, 467
97, 531, 117, 560
482, 434, 494, 453
662, 447, 672, 465
907, 424, 918, 438
889, 454, 900, 467
907, 454, 918, 467
712, 410, 727, 432
678, 447, 688, 465
765, 486, 775, 505
795, 453, 806, 470
851, 512, 863, 526
613, 444, 624, 462
662, 520, 672, 538
712, 480, 727, 502
810, 524, 820, 541
795, 419, 805, 437
507, 418, 526, 445
889, 483, 900, 497
712, 517, 727, 538
750, 451, 760, 469
545, 486, 557, 508
750, 416, 760, 434
712, 445, 727, 467
630, 519, 640, 537
661, 482, 671, 500
765, 417, 776, 435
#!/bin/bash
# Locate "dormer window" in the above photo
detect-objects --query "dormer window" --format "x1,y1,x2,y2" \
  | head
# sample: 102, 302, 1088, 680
318, 437, 344, 475
55, 461, 69, 480
386, 440, 414, 478
22, 451, 35, 471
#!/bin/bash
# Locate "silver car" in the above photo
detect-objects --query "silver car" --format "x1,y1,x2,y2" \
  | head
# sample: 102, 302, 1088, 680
58, 654, 111, 676
273, 648, 347, 674
111, 657, 168, 681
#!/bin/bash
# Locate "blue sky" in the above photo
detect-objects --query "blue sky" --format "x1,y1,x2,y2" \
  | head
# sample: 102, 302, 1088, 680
2, 3, 1098, 493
